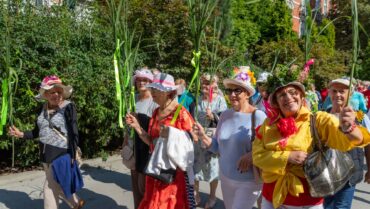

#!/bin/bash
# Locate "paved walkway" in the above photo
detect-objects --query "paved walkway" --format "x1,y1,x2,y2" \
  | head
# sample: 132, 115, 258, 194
0, 155, 369, 209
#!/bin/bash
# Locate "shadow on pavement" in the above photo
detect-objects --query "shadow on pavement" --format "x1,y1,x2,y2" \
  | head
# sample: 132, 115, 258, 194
81, 164, 132, 191
196, 191, 224, 209
0, 189, 43, 209
74, 188, 129, 209
355, 188, 370, 195
353, 195, 370, 205
0, 188, 129, 209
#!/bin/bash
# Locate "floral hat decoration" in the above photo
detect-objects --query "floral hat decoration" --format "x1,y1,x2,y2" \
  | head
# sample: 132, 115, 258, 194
223, 66, 257, 96
266, 59, 315, 108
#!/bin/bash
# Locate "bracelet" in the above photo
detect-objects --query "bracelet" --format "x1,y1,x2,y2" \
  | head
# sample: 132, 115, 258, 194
341, 123, 357, 134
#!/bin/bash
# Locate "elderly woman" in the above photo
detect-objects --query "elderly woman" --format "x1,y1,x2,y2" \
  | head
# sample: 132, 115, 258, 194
126, 73, 196, 209
252, 72, 271, 113
193, 73, 227, 208
324, 78, 370, 209
128, 68, 158, 209
9, 75, 84, 209
193, 66, 266, 209
252, 69, 370, 209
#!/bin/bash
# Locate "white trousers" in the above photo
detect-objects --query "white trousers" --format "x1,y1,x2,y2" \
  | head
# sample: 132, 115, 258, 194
220, 173, 261, 209
261, 197, 323, 209
43, 163, 80, 209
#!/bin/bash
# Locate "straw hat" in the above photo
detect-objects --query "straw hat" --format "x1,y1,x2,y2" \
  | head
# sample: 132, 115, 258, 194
36, 75, 72, 100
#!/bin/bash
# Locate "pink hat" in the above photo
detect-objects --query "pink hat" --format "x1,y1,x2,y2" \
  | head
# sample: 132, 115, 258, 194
146, 73, 178, 92
36, 75, 73, 99
133, 68, 154, 82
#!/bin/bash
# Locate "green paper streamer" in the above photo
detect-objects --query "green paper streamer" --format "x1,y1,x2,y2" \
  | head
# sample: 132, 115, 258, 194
114, 39, 124, 128
171, 50, 201, 124
0, 79, 9, 135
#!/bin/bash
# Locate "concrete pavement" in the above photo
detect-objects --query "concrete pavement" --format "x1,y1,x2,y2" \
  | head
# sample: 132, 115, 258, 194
0, 155, 369, 209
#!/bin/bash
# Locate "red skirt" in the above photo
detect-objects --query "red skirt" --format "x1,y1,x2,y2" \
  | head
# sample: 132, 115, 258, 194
138, 169, 189, 209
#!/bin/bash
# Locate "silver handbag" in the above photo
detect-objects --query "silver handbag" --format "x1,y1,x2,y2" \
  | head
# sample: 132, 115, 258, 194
303, 114, 355, 197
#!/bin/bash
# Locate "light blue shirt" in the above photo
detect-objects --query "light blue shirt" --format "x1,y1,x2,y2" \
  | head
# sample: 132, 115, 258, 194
209, 109, 266, 182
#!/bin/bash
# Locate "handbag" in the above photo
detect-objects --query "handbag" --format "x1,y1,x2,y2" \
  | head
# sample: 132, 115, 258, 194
121, 133, 136, 170
145, 165, 177, 184
303, 114, 355, 197
144, 136, 177, 184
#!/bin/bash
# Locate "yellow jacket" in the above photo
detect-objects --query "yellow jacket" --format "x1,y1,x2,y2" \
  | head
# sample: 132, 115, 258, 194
252, 107, 370, 208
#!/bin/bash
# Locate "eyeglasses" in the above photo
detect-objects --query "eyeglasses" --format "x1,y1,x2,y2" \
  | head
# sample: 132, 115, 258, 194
225, 88, 244, 95
276, 88, 300, 100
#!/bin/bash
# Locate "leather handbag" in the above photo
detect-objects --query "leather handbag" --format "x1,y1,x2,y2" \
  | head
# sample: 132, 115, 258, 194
303, 114, 355, 197
145, 166, 177, 184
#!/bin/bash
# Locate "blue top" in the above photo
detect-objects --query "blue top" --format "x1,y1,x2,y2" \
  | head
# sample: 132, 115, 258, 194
209, 109, 266, 182
178, 91, 195, 116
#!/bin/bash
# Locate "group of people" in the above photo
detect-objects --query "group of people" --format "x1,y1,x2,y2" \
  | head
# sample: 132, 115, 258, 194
6, 65, 370, 209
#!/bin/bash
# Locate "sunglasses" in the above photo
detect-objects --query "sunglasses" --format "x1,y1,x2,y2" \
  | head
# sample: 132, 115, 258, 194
225, 88, 244, 95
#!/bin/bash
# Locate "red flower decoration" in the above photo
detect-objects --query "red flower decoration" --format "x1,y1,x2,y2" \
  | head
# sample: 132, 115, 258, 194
276, 117, 298, 149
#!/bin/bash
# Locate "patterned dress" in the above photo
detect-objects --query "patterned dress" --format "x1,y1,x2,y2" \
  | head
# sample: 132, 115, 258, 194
193, 95, 227, 182
138, 106, 195, 209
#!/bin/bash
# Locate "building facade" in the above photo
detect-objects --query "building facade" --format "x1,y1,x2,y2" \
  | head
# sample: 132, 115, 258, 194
286, 0, 332, 37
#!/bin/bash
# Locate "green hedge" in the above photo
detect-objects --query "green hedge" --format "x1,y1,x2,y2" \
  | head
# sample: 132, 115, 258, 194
0, 4, 121, 167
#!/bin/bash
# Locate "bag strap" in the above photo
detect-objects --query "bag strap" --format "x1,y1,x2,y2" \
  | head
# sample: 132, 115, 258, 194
310, 114, 323, 151
251, 110, 256, 142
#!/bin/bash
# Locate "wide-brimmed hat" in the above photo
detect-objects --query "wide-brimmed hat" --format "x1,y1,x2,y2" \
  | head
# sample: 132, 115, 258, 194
257, 72, 271, 83
133, 68, 154, 82
36, 75, 73, 99
146, 73, 178, 92
223, 66, 256, 96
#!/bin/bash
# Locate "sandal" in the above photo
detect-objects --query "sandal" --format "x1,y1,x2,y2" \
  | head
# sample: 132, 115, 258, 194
204, 197, 217, 209
73, 199, 85, 209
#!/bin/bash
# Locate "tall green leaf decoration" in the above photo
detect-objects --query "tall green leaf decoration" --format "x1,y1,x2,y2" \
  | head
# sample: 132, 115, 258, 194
107, 0, 140, 129
171, 0, 218, 124
347, 0, 359, 105
1, 8, 19, 168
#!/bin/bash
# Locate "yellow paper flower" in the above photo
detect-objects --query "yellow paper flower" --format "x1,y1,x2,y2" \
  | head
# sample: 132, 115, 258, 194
247, 70, 256, 86
356, 110, 365, 123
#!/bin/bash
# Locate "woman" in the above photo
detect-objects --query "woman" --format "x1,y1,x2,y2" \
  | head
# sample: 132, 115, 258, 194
193, 66, 266, 209
324, 78, 370, 209
193, 73, 227, 208
252, 69, 370, 209
126, 73, 196, 209
9, 75, 84, 209
128, 68, 158, 209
